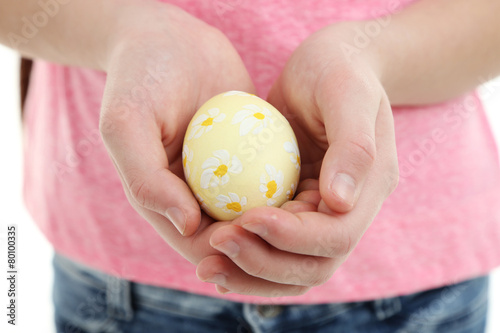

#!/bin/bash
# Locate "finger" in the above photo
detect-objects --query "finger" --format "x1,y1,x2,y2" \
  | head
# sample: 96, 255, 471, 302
318, 91, 398, 209
268, 80, 325, 180
196, 255, 311, 297
236, 207, 354, 258
280, 189, 320, 214
296, 178, 319, 193
100, 97, 200, 236
241, 95, 398, 258
294, 189, 321, 206
267, 79, 292, 122
117, 176, 224, 264
207, 225, 335, 287
373, 94, 399, 197
280, 200, 317, 214
316, 72, 381, 213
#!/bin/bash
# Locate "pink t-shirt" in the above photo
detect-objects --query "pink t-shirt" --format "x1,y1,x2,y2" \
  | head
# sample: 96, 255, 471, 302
24, 0, 500, 304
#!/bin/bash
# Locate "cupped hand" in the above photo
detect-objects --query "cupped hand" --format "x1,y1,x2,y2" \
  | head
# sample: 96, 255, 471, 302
98, 1, 255, 262
196, 22, 399, 297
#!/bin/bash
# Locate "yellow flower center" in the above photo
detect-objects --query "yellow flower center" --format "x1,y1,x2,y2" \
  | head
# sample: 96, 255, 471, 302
287, 190, 294, 200
266, 180, 277, 198
253, 112, 265, 120
226, 202, 242, 213
296, 155, 300, 166
202, 117, 214, 126
214, 164, 228, 178
183, 156, 187, 167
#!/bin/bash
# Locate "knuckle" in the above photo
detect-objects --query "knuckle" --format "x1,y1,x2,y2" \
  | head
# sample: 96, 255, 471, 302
128, 175, 154, 209
325, 224, 354, 258
334, 240, 352, 258
340, 229, 355, 256
345, 133, 376, 167
326, 66, 379, 102
349, 69, 380, 100
356, 74, 380, 101
296, 258, 332, 287
99, 103, 128, 136
388, 168, 400, 194
247, 261, 267, 278
99, 101, 140, 140
306, 259, 335, 287
382, 162, 400, 197
98, 111, 116, 139
129, 177, 149, 207
292, 286, 311, 296
307, 274, 328, 287
268, 286, 310, 298
336, 234, 354, 258
127, 168, 164, 211
238, 283, 260, 296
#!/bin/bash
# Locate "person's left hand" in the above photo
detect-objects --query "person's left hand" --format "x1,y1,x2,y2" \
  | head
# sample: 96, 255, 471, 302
196, 21, 400, 297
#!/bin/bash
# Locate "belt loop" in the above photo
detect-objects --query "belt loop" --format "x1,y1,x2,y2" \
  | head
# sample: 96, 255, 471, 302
373, 296, 402, 321
106, 275, 134, 321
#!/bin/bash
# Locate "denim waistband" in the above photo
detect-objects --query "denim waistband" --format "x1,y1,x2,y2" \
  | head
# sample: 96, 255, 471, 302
52, 252, 489, 333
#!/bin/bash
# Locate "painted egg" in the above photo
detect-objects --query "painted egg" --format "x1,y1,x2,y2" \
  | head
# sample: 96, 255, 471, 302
182, 91, 301, 221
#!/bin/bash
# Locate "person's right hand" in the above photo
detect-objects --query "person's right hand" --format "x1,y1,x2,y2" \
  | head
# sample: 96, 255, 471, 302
99, 1, 255, 261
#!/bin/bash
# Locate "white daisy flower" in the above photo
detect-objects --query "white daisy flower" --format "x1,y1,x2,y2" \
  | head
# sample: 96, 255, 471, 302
286, 182, 297, 201
223, 91, 258, 98
284, 138, 300, 170
182, 144, 194, 178
188, 108, 226, 140
200, 150, 243, 189
215, 192, 247, 215
195, 194, 211, 214
231, 104, 273, 136
259, 164, 284, 206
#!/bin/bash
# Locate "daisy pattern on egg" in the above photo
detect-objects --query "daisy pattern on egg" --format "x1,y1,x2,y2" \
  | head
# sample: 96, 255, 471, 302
182, 144, 193, 178
286, 182, 297, 201
284, 138, 300, 170
215, 192, 247, 215
231, 104, 273, 136
195, 194, 211, 214
259, 164, 284, 206
200, 150, 243, 189
188, 108, 226, 140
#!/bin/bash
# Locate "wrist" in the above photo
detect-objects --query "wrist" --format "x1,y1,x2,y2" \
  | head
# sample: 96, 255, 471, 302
98, 0, 160, 71
313, 21, 390, 90
326, 19, 409, 104
103, 1, 220, 72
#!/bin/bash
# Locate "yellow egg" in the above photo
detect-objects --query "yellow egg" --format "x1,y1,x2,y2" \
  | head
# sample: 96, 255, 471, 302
183, 91, 301, 221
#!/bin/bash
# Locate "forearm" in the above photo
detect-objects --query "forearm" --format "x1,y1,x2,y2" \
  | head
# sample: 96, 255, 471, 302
369, 0, 500, 105
0, 0, 145, 70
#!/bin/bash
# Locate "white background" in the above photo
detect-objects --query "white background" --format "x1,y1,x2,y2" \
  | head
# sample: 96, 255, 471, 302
0, 44, 499, 333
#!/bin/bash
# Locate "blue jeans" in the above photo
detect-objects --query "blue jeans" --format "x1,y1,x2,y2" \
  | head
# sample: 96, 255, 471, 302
52, 252, 489, 333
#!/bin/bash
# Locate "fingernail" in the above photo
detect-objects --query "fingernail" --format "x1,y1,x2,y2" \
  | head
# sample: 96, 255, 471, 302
207, 273, 227, 285
330, 173, 356, 207
165, 207, 186, 235
213, 240, 240, 258
216, 285, 232, 295
242, 223, 267, 236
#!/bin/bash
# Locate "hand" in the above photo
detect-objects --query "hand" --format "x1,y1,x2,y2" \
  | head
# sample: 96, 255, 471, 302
98, 1, 255, 262
196, 22, 399, 297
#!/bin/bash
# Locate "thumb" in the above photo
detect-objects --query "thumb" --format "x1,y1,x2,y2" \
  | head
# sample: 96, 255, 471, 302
317, 80, 381, 213
100, 103, 201, 236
